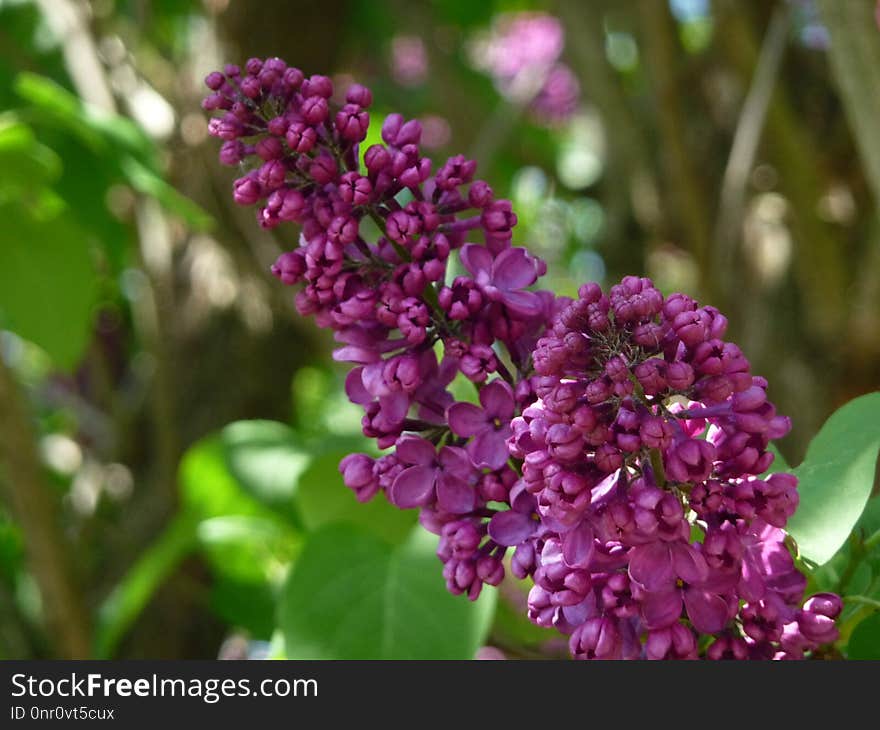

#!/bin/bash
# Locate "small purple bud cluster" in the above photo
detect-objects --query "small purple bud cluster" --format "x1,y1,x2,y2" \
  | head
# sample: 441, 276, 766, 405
504, 278, 841, 658
204, 59, 555, 603
203, 61, 840, 659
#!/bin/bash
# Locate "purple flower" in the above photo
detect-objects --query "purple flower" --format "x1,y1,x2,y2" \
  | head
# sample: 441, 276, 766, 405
389, 435, 475, 513
448, 379, 516, 469
460, 244, 542, 318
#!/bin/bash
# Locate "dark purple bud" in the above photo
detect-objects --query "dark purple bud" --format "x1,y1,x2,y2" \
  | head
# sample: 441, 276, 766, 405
645, 624, 697, 659
339, 453, 380, 502
346, 83, 373, 107
665, 361, 695, 391
255, 136, 283, 161
569, 617, 622, 660
283, 67, 304, 89
219, 140, 246, 166
303, 74, 333, 98
364, 144, 391, 174
239, 76, 261, 99
205, 71, 225, 90
468, 180, 494, 208
257, 160, 287, 191
271, 251, 305, 285
335, 104, 370, 142
245, 57, 263, 75
640, 416, 674, 450
309, 152, 337, 184
233, 174, 262, 205
286, 123, 317, 153
302, 95, 329, 125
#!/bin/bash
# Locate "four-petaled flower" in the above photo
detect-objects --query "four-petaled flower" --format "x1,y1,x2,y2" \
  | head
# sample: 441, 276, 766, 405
448, 379, 515, 469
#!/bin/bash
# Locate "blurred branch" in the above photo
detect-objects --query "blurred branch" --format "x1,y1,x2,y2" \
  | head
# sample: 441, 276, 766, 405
714, 4, 791, 293
817, 0, 880, 363
555, 0, 655, 262
817, 0, 880, 206
0, 357, 91, 658
38, 0, 181, 507
715, 0, 847, 340
640, 0, 713, 298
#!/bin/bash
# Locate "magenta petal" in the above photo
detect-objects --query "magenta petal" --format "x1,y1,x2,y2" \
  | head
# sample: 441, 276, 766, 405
492, 247, 538, 290
395, 435, 437, 466
488, 510, 536, 546
438, 445, 473, 478
459, 243, 493, 279
468, 429, 510, 470
641, 590, 683, 630
389, 465, 437, 508
670, 541, 709, 585
361, 362, 389, 397
501, 290, 542, 319
332, 345, 380, 363
562, 522, 595, 568
738, 558, 766, 603
436, 473, 475, 514
479, 380, 515, 420
629, 541, 675, 592
344, 367, 371, 405
448, 401, 487, 437
683, 588, 730, 634
379, 392, 410, 425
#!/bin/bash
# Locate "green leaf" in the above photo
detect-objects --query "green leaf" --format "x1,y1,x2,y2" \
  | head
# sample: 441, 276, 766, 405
847, 612, 880, 660
14, 73, 213, 230
279, 524, 496, 659
94, 512, 197, 658
296, 447, 417, 545
787, 392, 880, 565
14, 72, 156, 166
210, 578, 278, 640
0, 116, 61, 195
0, 202, 98, 369
180, 434, 277, 521
220, 420, 311, 525
196, 514, 298, 585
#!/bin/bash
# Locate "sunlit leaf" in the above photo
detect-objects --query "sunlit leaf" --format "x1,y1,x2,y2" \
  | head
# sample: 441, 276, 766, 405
787, 392, 880, 565
220, 420, 311, 526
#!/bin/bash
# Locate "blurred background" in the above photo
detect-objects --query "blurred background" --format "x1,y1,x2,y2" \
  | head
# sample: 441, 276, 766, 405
1, 0, 878, 659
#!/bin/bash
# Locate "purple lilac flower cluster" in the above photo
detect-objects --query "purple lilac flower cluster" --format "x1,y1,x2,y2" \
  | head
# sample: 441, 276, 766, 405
504, 279, 842, 658
202, 60, 840, 659
202, 57, 554, 600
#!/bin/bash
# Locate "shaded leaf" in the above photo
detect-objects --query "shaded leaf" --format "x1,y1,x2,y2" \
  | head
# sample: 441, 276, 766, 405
296, 446, 416, 545
280, 524, 495, 659
847, 612, 880, 660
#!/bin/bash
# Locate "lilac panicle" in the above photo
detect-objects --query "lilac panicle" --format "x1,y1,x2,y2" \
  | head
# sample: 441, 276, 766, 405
203, 59, 839, 660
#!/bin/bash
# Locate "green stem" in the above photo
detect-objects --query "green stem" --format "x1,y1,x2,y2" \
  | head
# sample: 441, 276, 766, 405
863, 528, 880, 552
843, 595, 880, 611
649, 448, 667, 488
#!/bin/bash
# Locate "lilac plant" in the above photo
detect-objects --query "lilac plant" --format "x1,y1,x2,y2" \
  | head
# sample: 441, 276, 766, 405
202, 58, 840, 659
